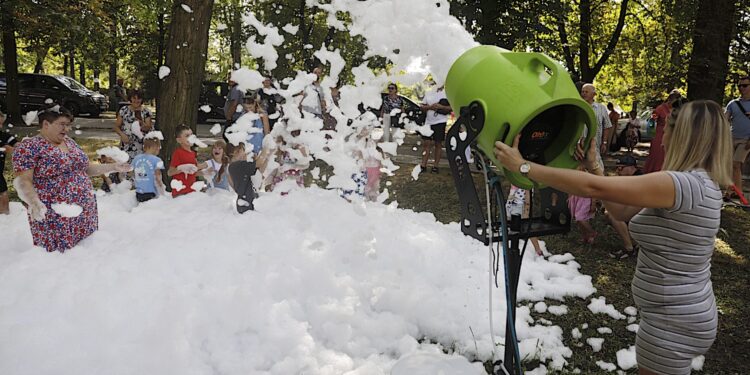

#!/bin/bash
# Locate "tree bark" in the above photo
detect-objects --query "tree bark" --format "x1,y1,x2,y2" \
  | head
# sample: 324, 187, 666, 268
579, 0, 592, 82
156, 11, 167, 119
230, 0, 242, 68
1, 5, 22, 125
33, 46, 48, 73
69, 51, 75, 78
556, 12, 578, 80
686, 0, 737, 102
590, 0, 629, 79
158, 0, 215, 173
476, 0, 502, 47
108, 19, 118, 110
79, 60, 86, 86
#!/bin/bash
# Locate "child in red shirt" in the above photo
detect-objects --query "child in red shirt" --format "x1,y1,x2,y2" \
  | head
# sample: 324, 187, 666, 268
167, 125, 209, 197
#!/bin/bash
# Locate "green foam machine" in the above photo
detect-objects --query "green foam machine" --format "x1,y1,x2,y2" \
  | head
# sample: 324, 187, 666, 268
443, 45, 595, 375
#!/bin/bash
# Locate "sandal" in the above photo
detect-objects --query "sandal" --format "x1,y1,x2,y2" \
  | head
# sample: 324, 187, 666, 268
609, 245, 639, 259
431, 166, 439, 174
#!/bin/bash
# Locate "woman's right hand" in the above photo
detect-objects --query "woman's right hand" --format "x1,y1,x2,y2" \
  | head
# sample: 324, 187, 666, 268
29, 199, 47, 222
119, 133, 130, 144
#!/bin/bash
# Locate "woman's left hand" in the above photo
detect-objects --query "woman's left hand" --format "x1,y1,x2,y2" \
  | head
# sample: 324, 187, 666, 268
494, 135, 525, 172
113, 163, 133, 173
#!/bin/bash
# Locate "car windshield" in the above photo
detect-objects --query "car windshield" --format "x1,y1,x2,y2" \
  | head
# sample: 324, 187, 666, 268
57, 76, 87, 91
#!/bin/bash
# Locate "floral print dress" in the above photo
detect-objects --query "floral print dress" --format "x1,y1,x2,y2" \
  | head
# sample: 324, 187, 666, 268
118, 105, 153, 161
12, 136, 98, 252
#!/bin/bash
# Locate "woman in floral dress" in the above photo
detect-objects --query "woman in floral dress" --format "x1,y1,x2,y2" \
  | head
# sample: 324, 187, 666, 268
13, 105, 131, 253
112, 89, 153, 161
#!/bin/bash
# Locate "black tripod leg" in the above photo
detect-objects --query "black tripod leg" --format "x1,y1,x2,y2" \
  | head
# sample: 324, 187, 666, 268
501, 236, 524, 375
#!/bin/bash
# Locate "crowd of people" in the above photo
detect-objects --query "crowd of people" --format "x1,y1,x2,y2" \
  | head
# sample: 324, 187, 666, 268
2, 60, 749, 375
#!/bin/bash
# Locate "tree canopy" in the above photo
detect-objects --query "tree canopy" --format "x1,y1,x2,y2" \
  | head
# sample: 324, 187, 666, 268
0, 0, 748, 113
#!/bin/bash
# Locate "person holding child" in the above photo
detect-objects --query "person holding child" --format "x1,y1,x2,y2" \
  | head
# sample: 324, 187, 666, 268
132, 135, 166, 202
13, 104, 131, 252
625, 110, 642, 153
242, 96, 271, 157
419, 85, 451, 174
113, 89, 153, 162
0, 110, 18, 215
167, 125, 210, 197
258, 128, 308, 193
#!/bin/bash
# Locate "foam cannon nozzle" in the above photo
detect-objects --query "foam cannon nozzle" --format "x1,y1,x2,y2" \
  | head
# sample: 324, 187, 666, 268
445, 45, 596, 189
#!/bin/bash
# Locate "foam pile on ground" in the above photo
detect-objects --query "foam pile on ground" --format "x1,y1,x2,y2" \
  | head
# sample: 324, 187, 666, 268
1, 188, 598, 374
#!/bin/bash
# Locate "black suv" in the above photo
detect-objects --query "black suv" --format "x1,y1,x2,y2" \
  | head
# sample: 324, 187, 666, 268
0, 73, 109, 117
197, 81, 229, 124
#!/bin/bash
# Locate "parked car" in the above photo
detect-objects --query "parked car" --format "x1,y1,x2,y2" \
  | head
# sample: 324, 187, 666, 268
197, 81, 229, 124
615, 107, 655, 142
0, 73, 109, 117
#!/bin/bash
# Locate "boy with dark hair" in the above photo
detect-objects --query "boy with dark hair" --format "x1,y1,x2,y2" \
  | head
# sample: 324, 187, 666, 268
0, 110, 18, 214
167, 125, 209, 197
132, 136, 165, 202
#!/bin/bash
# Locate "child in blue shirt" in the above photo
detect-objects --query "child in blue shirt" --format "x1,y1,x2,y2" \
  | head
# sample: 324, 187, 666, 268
131, 137, 165, 202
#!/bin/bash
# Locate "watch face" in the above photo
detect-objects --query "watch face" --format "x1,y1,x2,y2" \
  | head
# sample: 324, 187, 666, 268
520, 163, 530, 173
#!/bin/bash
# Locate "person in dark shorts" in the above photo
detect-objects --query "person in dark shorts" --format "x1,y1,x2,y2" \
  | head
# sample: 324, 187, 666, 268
0, 110, 19, 214
419, 85, 451, 173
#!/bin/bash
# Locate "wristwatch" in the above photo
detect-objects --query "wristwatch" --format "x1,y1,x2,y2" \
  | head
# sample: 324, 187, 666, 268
519, 162, 531, 176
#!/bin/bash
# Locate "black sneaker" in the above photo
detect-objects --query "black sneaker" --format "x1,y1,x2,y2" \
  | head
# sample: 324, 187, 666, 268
431, 166, 439, 174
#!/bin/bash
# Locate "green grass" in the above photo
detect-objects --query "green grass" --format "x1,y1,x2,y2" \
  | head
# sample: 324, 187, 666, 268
5, 139, 749, 374
384, 164, 750, 375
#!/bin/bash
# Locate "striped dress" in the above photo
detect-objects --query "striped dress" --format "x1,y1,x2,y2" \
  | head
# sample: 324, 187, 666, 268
629, 170, 720, 374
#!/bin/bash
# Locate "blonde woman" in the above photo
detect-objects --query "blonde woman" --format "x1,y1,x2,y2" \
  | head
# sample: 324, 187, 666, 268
494, 100, 732, 375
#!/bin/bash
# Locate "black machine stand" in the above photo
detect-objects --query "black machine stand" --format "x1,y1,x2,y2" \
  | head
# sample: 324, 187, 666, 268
446, 102, 572, 375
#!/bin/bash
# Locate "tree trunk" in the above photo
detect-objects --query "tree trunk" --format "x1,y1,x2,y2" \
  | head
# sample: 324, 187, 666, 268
230, 0, 242, 68
577, 0, 630, 83
299, 0, 314, 70
108, 20, 118, 110
476, 0, 504, 48
1, 5, 22, 125
79, 60, 86, 86
156, 11, 167, 118
69, 51, 75, 78
63, 54, 69, 77
579, 0, 592, 82
33, 46, 48, 73
686, 0, 737, 102
158, 0, 215, 175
